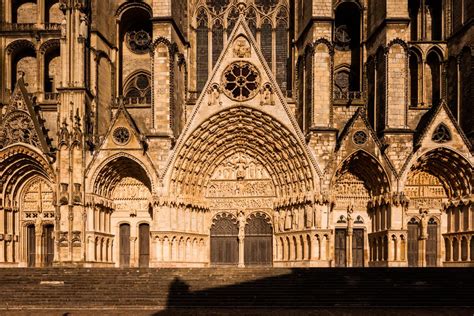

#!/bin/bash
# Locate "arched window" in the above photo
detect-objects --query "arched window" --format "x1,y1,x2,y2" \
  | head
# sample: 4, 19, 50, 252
452, 237, 459, 261
245, 7, 257, 38
444, 237, 451, 261
276, 8, 289, 95
9, 41, 37, 92
461, 237, 468, 261
408, 0, 420, 40
226, 6, 239, 36
426, 0, 442, 40
43, 45, 61, 92
409, 49, 422, 106
123, 71, 151, 105
118, 5, 152, 95
334, 2, 361, 92
304, 48, 313, 132
459, 48, 472, 135
46, 0, 63, 24
13, 1, 38, 24
261, 19, 273, 68
425, 50, 442, 106
196, 8, 208, 93
212, 19, 224, 67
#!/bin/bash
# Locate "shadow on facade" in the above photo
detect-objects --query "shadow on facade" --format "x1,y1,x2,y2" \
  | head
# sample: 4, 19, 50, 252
153, 268, 474, 315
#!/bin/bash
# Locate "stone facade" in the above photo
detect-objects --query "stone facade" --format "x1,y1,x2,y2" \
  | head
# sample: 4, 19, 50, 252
0, 0, 472, 268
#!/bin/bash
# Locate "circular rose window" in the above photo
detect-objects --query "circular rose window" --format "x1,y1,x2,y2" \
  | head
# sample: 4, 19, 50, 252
126, 30, 151, 54
113, 127, 130, 145
222, 62, 260, 101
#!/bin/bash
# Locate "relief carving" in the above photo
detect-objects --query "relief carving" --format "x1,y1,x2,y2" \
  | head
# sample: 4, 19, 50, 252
207, 83, 222, 106
233, 37, 251, 58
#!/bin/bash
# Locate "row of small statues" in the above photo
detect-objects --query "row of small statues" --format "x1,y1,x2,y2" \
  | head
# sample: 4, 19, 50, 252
273, 205, 322, 232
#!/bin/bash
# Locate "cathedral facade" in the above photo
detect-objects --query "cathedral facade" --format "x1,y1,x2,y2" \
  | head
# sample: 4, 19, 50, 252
0, 0, 472, 268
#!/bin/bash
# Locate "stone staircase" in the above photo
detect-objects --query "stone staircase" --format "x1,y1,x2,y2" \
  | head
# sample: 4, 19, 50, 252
0, 268, 473, 315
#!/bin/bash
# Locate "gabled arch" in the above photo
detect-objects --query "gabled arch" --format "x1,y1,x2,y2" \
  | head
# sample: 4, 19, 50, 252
402, 147, 473, 198
92, 154, 153, 199
331, 150, 391, 197
0, 144, 54, 209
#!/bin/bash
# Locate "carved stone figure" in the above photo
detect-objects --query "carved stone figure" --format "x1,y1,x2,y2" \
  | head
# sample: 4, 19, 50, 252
207, 83, 221, 106
260, 83, 274, 106
233, 37, 251, 58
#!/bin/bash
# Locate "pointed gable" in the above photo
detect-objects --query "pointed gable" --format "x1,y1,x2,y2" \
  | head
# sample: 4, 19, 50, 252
329, 107, 396, 177
0, 75, 53, 156
98, 103, 145, 151
415, 101, 472, 153
161, 15, 322, 190
181, 16, 306, 137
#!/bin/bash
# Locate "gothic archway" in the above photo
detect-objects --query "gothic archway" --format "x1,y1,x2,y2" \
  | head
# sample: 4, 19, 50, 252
92, 155, 152, 267
0, 145, 55, 267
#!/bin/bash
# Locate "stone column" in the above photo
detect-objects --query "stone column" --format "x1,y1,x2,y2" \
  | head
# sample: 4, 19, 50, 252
130, 236, 137, 267
238, 211, 245, 267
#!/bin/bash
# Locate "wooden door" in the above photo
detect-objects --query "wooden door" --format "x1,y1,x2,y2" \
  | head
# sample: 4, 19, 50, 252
335, 229, 346, 267
119, 223, 131, 267
42, 225, 54, 267
244, 213, 273, 266
27, 225, 35, 267
352, 229, 364, 267
407, 220, 419, 267
210, 213, 239, 265
426, 219, 438, 267
139, 223, 150, 268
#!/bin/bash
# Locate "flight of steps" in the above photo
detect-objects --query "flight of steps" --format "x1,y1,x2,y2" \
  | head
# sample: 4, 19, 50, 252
0, 268, 473, 315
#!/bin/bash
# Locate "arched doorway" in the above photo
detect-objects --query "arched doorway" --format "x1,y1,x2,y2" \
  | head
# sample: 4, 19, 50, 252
244, 213, 273, 266
139, 223, 150, 267
119, 223, 131, 267
93, 155, 153, 267
210, 213, 239, 266
407, 218, 419, 267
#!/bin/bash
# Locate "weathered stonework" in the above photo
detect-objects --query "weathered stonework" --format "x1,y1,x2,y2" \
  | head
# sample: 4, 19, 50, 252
0, 0, 472, 269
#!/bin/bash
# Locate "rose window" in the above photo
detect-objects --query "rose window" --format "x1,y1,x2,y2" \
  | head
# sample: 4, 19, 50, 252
126, 30, 151, 54
222, 62, 260, 101
113, 127, 130, 145
353, 130, 368, 145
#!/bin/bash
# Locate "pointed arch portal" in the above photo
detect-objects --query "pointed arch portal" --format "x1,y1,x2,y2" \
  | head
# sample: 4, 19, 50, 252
170, 106, 316, 199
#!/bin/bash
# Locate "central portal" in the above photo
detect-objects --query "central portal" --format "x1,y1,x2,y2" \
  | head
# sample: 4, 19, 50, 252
207, 152, 275, 266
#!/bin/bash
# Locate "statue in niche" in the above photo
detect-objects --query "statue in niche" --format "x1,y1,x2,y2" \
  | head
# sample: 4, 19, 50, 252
284, 209, 292, 230
260, 83, 274, 106
292, 208, 298, 230
233, 153, 248, 180
207, 83, 222, 106
238, 210, 246, 237
278, 211, 285, 232
304, 204, 313, 228
233, 37, 251, 58
60, 17, 67, 38
273, 211, 280, 233
79, 14, 88, 40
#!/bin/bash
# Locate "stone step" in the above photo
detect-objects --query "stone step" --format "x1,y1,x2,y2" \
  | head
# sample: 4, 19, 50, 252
0, 268, 472, 312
